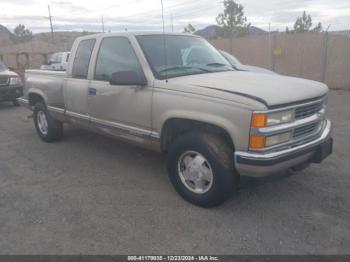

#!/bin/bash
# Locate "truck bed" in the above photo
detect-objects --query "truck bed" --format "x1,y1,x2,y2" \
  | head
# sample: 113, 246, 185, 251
24, 69, 67, 109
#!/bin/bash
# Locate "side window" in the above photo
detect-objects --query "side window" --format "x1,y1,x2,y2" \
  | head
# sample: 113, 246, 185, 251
56, 53, 63, 63
94, 37, 143, 81
50, 53, 63, 63
72, 39, 95, 79
49, 53, 58, 63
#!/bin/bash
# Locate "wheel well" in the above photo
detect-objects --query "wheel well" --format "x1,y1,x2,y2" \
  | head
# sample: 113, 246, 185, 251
28, 93, 45, 107
160, 118, 234, 152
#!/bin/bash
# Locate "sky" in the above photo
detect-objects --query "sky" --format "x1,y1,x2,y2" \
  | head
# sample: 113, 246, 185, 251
1, 0, 350, 33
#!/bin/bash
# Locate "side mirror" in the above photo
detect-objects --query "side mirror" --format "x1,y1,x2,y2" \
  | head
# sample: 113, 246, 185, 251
110, 71, 147, 86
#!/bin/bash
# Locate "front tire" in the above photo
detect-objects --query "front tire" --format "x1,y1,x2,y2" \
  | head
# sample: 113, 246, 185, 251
33, 102, 63, 142
167, 133, 239, 208
13, 99, 20, 106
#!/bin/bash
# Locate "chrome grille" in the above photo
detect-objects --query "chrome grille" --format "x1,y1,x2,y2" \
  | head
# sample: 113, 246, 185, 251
0, 76, 9, 86
295, 102, 323, 119
250, 96, 328, 152
293, 122, 320, 139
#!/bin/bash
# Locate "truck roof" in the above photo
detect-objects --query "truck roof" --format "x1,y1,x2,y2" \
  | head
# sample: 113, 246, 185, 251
76, 32, 201, 41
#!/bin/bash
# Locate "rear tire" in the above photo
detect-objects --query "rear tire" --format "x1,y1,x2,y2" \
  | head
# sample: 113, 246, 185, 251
167, 133, 239, 208
33, 102, 63, 142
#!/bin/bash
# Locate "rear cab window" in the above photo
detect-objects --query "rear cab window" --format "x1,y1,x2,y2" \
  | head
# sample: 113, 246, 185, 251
72, 39, 96, 79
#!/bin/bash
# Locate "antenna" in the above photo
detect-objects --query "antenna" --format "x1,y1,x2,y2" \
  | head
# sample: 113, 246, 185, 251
101, 16, 105, 33
160, 0, 168, 79
160, 0, 165, 33
171, 13, 174, 32
268, 22, 271, 69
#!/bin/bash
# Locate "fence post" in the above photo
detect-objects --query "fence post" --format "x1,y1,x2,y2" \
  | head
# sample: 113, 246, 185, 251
229, 37, 233, 54
271, 34, 277, 72
321, 32, 329, 83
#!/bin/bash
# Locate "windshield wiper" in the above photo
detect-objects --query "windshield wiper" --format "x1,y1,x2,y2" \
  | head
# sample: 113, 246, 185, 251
159, 66, 211, 74
206, 62, 237, 71
206, 62, 229, 67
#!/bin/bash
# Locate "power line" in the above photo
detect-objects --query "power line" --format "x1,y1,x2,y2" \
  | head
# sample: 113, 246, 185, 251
60, 0, 204, 20
172, 2, 222, 19
48, 0, 223, 32
64, 0, 143, 16
56, 1, 219, 24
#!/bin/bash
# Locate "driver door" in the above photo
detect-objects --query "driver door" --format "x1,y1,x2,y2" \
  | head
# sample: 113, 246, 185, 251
88, 36, 152, 141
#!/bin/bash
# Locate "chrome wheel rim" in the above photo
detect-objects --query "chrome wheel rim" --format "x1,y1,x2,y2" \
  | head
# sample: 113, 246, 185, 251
37, 111, 48, 135
177, 151, 214, 194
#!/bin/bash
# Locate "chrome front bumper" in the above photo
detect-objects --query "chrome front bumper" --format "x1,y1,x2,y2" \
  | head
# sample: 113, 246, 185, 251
235, 119, 332, 176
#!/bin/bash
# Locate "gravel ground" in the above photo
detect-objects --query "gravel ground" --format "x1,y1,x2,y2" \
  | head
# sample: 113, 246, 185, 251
0, 90, 349, 255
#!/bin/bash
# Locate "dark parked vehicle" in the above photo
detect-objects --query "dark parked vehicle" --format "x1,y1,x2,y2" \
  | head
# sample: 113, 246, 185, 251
0, 63, 23, 106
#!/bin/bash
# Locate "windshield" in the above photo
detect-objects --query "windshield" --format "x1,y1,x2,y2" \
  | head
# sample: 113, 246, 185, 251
136, 35, 233, 80
0, 63, 8, 71
220, 50, 241, 65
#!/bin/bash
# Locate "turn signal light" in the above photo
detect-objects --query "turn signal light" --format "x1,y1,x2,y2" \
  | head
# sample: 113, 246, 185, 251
249, 135, 266, 149
251, 114, 267, 128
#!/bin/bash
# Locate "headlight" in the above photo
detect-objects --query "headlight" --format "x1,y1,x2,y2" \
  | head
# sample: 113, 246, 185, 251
249, 132, 292, 149
251, 110, 294, 128
249, 110, 294, 150
9, 77, 22, 86
267, 111, 294, 126
265, 132, 292, 147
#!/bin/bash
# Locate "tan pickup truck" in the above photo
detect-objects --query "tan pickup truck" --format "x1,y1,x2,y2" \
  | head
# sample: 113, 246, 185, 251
18, 32, 333, 207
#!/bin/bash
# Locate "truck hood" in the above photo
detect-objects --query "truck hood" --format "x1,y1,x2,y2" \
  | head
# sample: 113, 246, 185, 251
169, 71, 328, 108
236, 64, 277, 75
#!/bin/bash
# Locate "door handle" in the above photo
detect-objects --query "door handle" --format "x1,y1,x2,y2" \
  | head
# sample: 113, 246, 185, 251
89, 88, 97, 96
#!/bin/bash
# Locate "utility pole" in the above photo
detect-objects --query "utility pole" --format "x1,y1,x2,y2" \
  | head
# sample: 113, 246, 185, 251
321, 24, 331, 83
101, 16, 105, 33
48, 5, 54, 42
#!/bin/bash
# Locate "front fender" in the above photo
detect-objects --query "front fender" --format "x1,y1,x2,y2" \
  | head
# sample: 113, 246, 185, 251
27, 88, 48, 105
154, 105, 252, 152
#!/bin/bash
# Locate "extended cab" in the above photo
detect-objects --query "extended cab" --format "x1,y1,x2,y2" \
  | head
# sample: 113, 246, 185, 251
18, 33, 333, 207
